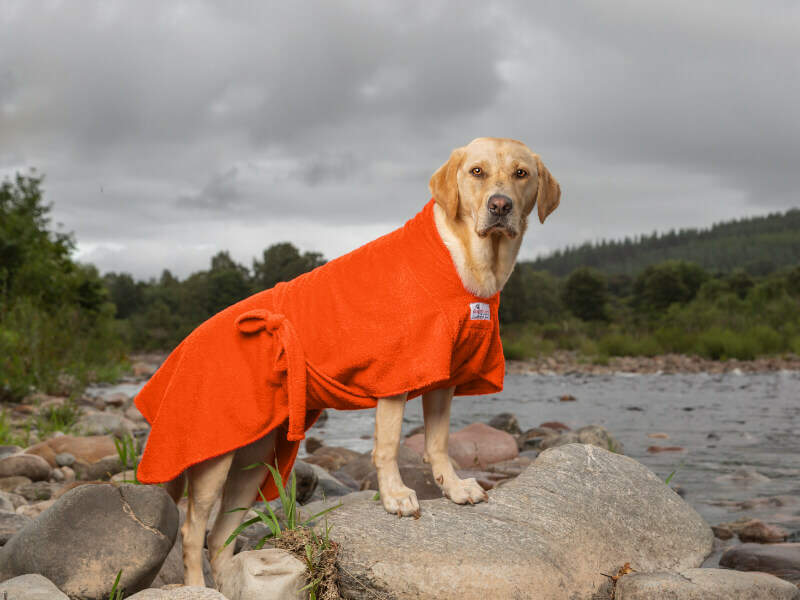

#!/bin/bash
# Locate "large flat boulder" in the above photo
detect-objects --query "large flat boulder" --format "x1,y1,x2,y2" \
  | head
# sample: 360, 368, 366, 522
0, 483, 178, 600
326, 443, 713, 600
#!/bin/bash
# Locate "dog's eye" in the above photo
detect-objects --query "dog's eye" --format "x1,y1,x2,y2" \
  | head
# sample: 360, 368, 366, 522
516, 169, 528, 178
471, 167, 482, 176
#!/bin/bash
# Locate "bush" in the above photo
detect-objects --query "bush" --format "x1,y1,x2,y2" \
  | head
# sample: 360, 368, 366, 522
696, 328, 758, 361
562, 267, 608, 321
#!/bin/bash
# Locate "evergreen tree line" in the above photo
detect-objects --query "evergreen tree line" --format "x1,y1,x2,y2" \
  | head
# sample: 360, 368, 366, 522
529, 209, 800, 277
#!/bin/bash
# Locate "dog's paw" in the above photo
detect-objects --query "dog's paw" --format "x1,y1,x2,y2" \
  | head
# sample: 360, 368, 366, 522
441, 477, 488, 505
381, 486, 420, 518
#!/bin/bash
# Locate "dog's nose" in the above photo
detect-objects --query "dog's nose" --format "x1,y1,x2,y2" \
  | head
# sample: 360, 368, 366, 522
488, 194, 513, 216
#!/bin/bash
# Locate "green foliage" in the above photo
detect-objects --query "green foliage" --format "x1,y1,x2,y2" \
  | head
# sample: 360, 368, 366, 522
252, 242, 325, 292
528, 208, 800, 276
108, 570, 124, 600
114, 435, 141, 484
562, 267, 608, 321
632, 261, 707, 312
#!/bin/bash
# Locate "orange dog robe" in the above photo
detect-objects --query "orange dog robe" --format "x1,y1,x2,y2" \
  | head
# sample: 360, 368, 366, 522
135, 200, 504, 500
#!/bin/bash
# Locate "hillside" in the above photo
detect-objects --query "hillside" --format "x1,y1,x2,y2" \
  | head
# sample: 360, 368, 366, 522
528, 208, 800, 276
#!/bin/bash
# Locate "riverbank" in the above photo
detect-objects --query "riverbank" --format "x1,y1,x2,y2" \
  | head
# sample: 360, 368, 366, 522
506, 351, 800, 375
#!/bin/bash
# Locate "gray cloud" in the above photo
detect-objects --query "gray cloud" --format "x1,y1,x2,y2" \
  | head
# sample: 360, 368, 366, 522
0, 0, 796, 279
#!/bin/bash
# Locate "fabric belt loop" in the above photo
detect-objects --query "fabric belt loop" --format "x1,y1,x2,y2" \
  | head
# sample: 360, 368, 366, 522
235, 309, 307, 442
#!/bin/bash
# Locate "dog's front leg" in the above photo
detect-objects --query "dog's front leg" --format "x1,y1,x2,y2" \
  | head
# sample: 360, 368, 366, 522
422, 387, 488, 505
374, 394, 420, 518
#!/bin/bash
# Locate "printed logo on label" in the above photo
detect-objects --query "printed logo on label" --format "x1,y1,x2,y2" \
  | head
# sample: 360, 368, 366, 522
469, 302, 491, 321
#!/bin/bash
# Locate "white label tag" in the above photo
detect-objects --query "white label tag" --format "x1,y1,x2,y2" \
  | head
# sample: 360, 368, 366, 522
469, 302, 491, 321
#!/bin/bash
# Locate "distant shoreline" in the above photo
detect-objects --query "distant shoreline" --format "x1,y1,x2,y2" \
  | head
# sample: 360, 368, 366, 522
506, 351, 800, 375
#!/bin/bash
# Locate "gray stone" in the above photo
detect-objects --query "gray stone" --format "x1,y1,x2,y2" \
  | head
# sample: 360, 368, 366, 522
0, 476, 31, 492
0, 445, 23, 459
216, 549, 308, 600
306, 462, 355, 502
0, 490, 26, 510
72, 412, 137, 437
539, 424, 625, 454
292, 460, 318, 504
0, 510, 31, 545
73, 454, 125, 480
486, 412, 522, 436
13, 481, 61, 502
126, 587, 228, 599
327, 444, 712, 600
720, 542, 800, 580
0, 573, 70, 600
615, 568, 800, 599
337, 446, 422, 482
0, 454, 52, 481
0, 483, 178, 599
55, 452, 76, 467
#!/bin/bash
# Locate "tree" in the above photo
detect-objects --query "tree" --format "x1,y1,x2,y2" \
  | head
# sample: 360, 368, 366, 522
632, 261, 707, 312
561, 267, 608, 321
252, 243, 325, 291
206, 251, 251, 315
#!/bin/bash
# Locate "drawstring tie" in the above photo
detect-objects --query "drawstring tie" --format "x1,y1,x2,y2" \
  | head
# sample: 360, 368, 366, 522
235, 309, 307, 442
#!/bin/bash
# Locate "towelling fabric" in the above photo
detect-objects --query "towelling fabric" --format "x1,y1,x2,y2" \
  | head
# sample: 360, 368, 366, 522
135, 200, 505, 500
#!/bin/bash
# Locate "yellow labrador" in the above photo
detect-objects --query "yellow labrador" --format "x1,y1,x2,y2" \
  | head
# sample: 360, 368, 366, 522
165, 137, 560, 586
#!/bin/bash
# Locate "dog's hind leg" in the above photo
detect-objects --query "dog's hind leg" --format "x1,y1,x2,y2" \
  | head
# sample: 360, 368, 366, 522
207, 430, 277, 583
183, 452, 234, 587
422, 387, 488, 505
162, 470, 187, 503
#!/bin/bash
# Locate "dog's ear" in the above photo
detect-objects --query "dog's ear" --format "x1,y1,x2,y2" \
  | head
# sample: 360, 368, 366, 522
429, 147, 465, 221
533, 154, 561, 224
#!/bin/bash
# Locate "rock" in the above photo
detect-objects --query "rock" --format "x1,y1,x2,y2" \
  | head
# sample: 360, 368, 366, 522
292, 460, 318, 504
539, 421, 570, 431
559, 394, 577, 402
0, 483, 178, 599
306, 463, 354, 502
0, 445, 23, 459
647, 433, 671, 439
304, 436, 325, 454
0, 454, 52, 481
72, 412, 137, 438
330, 469, 360, 491
717, 516, 760, 534
715, 466, 770, 483
486, 413, 522, 436
131, 361, 159, 378
126, 587, 228, 599
518, 449, 540, 460
15, 500, 55, 519
646, 446, 688, 453
50, 468, 65, 482
486, 456, 535, 477
73, 454, 125, 480
338, 447, 422, 482
12, 481, 60, 502
328, 444, 713, 600
55, 452, 75, 467
0, 510, 31, 545
310, 446, 362, 471
100, 392, 129, 407
0, 490, 25, 510
615, 568, 800, 599
216, 549, 307, 600
0, 574, 70, 600
711, 525, 734, 540
539, 425, 624, 454
404, 423, 518, 469
517, 427, 560, 451
361, 464, 443, 500
720, 542, 800, 581
24, 435, 118, 468
738, 519, 790, 543
0, 476, 32, 492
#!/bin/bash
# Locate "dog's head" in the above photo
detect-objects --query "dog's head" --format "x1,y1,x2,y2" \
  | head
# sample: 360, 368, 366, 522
429, 137, 560, 238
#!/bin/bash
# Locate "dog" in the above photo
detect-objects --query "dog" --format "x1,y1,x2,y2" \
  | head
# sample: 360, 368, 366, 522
134, 137, 560, 587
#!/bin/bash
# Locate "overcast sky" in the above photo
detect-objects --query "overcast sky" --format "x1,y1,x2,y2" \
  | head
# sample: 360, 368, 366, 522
1, 1, 798, 280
